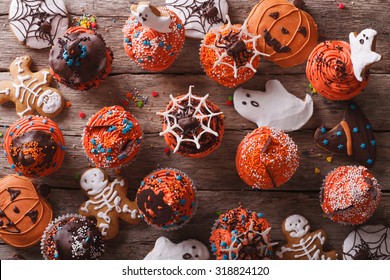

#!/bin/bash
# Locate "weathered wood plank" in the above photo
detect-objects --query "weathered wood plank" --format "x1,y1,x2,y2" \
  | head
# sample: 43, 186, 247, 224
1, 190, 389, 260
0, 0, 389, 74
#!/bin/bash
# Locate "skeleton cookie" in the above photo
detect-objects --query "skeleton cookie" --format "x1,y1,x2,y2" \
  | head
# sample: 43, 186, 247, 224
234, 80, 313, 132
276, 214, 338, 260
144, 237, 210, 260
78, 168, 140, 239
0, 56, 65, 118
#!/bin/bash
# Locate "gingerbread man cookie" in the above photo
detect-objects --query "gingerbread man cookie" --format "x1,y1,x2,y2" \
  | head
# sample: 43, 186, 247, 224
276, 214, 338, 260
0, 56, 65, 118
79, 168, 140, 239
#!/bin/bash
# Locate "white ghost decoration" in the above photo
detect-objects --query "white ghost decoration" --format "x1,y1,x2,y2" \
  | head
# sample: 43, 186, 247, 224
284, 214, 310, 238
131, 2, 172, 33
80, 168, 109, 196
144, 237, 210, 260
233, 80, 313, 132
349, 29, 381, 82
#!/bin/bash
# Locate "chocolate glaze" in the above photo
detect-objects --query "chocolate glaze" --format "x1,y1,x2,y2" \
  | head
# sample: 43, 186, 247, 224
137, 189, 173, 225
53, 218, 104, 260
269, 12, 279, 19
297, 26, 307, 37
7, 188, 21, 201
10, 130, 57, 175
264, 29, 291, 53
26, 210, 38, 223
314, 102, 376, 167
49, 31, 108, 86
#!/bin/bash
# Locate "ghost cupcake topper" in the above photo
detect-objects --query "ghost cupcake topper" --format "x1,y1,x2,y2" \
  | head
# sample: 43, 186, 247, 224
349, 29, 381, 82
131, 2, 172, 33
144, 237, 210, 260
233, 80, 313, 132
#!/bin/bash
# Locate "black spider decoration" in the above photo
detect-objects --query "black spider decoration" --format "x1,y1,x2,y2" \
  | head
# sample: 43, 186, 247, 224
214, 30, 253, 68
194, 0, 223, 25
174, 103, 200, 135
232, 229, 269, 260
32, 11, 53, 44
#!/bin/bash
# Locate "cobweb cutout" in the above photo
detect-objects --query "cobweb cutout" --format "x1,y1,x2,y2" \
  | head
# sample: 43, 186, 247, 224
344, 226, 390, 260
220, 222, 277, 260
157, 85, 223, 153
166, 0, 227, 35
9, 0, 68, 46
202, 15, 269, 78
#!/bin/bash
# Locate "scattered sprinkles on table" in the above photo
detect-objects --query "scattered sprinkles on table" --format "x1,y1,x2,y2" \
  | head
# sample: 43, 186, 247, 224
83, 106, 143, 168
73, 14, 98, 30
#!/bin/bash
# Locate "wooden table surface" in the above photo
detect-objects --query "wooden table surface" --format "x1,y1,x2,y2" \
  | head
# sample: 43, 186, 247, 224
0, 0, 389, 260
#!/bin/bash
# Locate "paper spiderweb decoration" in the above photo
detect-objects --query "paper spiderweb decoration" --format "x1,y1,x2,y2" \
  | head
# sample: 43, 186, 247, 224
157, 85, 223, 153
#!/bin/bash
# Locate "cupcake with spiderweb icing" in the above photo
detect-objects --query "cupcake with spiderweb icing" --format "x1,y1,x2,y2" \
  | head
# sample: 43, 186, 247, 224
157, 85, 224, 158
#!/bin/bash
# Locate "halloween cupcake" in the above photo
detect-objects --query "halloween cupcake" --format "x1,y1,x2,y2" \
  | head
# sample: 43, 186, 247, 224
49, 27, 113, 90
41, 214, 104, 260
246, 0, 318, 68
321, 166, 381, 225
136, 168, 197, 230
83, 106, 143, 169
123, 2, 185, 71
210, 206, 276, 260
0, 175, 52, 248
306, 29, 381, 100
157, 85, 224, 158
236, 127, 299, 189
200, 16, 264, 88
3, 116, 66, 177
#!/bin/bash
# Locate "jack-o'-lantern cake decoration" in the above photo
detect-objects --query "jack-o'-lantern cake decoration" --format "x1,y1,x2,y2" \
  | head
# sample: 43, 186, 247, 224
247, 0, 318, 68
136, 168, 197, 230
200, 15, 267, 88
0, 175, 52, 248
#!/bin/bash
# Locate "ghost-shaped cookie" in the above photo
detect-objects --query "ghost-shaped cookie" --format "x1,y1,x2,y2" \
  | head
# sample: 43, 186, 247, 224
276, 214, 338, 260
131, 2, 172, 33
144, 237, 210, 260
349, 29, 382, 82
233, 80, 313, 132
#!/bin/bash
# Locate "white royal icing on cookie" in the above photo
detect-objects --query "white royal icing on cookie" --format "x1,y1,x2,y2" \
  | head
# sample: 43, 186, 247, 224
343, 225, 390, 260
37, 90, 64, 114
144, 237, 210, 260
9, 0, 69, 49
349, 29, 382, 82
80, 168, 138, 237
166, 0, 228, 39
131, 2, 172, 33
234, 80, 313, 132
284, 214, 310, 238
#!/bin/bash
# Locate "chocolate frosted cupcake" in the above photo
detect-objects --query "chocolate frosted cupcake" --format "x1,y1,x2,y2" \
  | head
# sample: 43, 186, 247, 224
83, 106, 143, 169
49, 27, 113, 90
210, 206, 276, 260
157, 86, 224, 158
41, 214, 104, 260
3, 115, 66, 177
136, 168, 197, 230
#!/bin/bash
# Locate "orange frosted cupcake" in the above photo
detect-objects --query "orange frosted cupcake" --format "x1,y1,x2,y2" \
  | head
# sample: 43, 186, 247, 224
321, 166, 381, 225
83, 106, 143, 169
49, 27, 113, 90
236, 127, 299, 189
136, 168, 197, 230
306, 41, 368, 101
123, 2, 185, 72
0, 175, 52, 248
210, 207, 276, 260
200, 16, 263, 88
246, 0, 318, 68
3, 116, 66, 177
157, 85, 224, 158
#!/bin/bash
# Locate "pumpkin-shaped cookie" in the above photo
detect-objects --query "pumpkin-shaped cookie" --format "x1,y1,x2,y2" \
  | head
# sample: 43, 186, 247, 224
0, 175, 52, 248
247, 0, 318, 68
